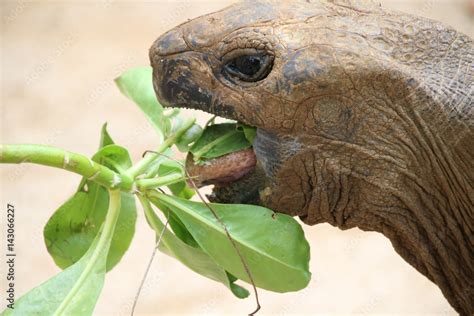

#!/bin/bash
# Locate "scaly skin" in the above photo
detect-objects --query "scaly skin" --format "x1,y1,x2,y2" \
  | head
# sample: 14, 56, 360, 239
149, 0, 473, 314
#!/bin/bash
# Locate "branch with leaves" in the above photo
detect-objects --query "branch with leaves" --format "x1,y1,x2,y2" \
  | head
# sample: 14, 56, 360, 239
0, 67, 311, 315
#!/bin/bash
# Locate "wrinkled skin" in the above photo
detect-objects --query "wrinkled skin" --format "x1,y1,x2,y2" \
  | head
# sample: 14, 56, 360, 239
149, 0, 473, 314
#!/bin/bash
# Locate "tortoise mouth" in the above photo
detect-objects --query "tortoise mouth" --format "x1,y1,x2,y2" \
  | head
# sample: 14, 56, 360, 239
179, 111, 268, 206
185, 147, 257, 188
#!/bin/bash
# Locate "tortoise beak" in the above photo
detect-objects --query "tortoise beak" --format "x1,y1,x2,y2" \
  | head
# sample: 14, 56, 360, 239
151, 52, 213, 110
150, 29, 214, 111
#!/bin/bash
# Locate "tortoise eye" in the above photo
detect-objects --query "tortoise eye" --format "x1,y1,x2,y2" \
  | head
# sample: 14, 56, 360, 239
223, 51, 273, 83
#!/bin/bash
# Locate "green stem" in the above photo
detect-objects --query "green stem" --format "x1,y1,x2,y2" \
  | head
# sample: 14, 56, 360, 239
125, 118, 195, 179
143, 150, 170, 179
136, 173, 184, 191
0, 144, 133, 191
54, 189, 122, 316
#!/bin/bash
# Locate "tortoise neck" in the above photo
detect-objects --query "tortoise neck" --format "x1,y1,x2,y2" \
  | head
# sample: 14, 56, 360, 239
356, 125, 473, 314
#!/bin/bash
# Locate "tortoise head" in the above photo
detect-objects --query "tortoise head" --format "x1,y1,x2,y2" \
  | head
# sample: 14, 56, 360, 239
149, 0, 472, 224
151, 0, 381, 128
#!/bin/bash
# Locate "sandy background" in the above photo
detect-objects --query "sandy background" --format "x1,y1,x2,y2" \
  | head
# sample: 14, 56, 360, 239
1, 0, 473, 315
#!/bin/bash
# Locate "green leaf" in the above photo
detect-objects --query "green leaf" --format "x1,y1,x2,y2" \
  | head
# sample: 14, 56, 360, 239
150, 192, 311, 293
190, 123, 251, 162
142, 197, 249, 299
44, 183, 136, 272
175, 123, 203, 152
151, 198, 198, 248
227, 272, 250, 298
99, 123, 114, 148
44, 127, 136, 272
92, 144, 133, 173
237, 124, 257, 144
4, 190, 122, 316
115, 67, 170, 140
5, 238, 105, 316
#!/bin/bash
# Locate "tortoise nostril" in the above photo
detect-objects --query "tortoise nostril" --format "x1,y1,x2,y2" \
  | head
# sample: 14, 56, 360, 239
151, 28, 189, 57
152, 54, 212, 110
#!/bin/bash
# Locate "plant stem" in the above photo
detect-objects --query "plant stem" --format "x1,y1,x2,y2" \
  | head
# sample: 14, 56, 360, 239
54, 189, 121, 316
143, 153, 168, 179
125, 118, 195, 179
136, 173, 184, 191
0, 144, 133, 191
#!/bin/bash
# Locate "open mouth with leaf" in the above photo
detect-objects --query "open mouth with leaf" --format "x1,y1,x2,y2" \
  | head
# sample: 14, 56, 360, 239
185, 122, 263, 203
0, 66, 310, 315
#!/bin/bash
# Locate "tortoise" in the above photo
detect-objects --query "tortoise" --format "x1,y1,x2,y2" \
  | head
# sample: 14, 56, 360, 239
149, 0, 473, 314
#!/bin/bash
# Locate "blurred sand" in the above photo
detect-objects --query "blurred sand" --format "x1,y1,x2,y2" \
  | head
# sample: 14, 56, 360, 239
1, 1, 472, 315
